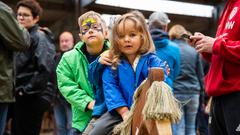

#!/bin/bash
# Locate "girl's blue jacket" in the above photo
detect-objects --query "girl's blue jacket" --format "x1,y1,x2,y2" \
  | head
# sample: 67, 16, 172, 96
102, 53, 168, 112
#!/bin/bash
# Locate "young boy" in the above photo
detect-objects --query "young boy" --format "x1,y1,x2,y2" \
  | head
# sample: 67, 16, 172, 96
56, 11, 109, 135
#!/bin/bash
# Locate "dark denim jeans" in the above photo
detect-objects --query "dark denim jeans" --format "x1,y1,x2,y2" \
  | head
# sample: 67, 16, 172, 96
0, 103, 9, 135
172, 94, 200, 135
70, 128, 82, 135
53, 99, 72, 135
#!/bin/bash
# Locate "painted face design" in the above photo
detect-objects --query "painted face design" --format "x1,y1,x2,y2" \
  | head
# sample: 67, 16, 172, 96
81, 18, 103, 35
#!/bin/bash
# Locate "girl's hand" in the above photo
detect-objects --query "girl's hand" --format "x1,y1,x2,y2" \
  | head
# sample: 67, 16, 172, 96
122, 110, 130, 121
98, 50, 112, 65
116, 107, 129, 121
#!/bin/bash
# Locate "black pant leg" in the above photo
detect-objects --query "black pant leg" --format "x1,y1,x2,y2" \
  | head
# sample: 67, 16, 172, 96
209, 92, 240, 135
209, 96, 227, 135
12, 94, 50, 135
222, 92, 240, 135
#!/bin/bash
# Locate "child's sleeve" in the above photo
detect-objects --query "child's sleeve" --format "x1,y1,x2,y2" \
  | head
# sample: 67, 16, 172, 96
88, 57, 105, 87
148, 54, 169, 84
102, 66, 128, 112
56, 55, 94, 112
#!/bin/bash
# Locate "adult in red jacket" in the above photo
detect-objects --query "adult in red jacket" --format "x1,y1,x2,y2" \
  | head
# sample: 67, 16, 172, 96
190, 1, 240, 135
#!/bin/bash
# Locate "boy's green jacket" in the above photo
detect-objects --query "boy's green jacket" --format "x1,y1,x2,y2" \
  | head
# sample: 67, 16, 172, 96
56, 40, 109, 131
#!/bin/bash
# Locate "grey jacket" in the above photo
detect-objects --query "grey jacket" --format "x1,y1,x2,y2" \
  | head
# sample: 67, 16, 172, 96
173, 39, 204, 94
0, 1, 30, 103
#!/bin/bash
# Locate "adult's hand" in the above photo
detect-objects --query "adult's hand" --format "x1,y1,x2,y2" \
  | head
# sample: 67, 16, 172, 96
190, 32, 215, 53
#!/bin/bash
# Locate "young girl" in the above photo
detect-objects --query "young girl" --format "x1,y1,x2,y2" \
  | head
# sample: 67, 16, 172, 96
89, 11, 169, 135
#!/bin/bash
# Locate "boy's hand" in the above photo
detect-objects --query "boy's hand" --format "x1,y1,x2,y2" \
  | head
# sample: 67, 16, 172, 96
98, 50, 112, 65
87, 100, 95, 110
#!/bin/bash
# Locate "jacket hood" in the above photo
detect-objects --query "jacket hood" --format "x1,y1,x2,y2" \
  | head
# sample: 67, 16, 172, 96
150, 29, 169, 48
74, 41, 84, 50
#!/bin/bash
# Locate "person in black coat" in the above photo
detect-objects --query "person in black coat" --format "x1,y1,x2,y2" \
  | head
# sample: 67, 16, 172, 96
12, 0, 56, 135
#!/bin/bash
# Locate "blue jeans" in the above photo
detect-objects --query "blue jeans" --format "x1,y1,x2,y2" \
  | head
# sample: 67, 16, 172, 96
172, 94, 200, 135
0, 103, 9, 135
54, 99, 72, 135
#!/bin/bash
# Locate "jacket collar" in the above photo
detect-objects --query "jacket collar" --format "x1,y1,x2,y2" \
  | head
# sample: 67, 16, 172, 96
28, 24, 39, 33
150, 29, 169, 40
121, 53, 152, 85
74, 39, 110, 53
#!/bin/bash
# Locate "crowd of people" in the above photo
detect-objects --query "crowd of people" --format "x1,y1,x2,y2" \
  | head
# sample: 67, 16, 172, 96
1, 0, 240, 135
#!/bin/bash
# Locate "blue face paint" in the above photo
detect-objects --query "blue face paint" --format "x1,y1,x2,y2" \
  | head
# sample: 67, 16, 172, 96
86, 22, 92, 28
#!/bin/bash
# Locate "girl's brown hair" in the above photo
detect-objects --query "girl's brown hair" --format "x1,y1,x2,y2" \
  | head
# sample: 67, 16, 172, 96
110, 11, 155, 69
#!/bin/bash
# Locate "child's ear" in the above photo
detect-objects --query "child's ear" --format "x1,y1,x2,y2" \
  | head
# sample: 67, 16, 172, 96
104, 30, 109, 39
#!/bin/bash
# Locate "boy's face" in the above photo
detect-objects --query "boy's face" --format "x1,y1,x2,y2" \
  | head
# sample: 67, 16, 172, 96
79, 17, 106, 46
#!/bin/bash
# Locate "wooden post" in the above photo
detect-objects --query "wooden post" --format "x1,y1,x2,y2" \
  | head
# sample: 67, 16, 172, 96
132, 68, 172, 135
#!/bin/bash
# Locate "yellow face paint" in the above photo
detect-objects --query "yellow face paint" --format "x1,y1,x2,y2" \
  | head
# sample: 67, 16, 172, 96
82, 18, 97, 27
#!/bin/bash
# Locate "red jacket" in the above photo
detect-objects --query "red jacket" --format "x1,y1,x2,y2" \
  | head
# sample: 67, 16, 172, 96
202, 0, 240, 96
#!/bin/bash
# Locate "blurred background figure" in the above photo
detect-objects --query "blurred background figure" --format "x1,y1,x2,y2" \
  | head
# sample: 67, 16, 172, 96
53, 31, 74, 135
169, 24, 204, 135
108, 14, 121, 37
12, 0, 56, 135
58, 31, 74, 52
196, 58, 210, 135
148, 11, 181, 90
0, 2, 30, 135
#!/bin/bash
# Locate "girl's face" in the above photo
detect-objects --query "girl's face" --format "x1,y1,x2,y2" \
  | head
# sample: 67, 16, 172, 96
17, 6, 39, 29
118, 19, 142, 61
